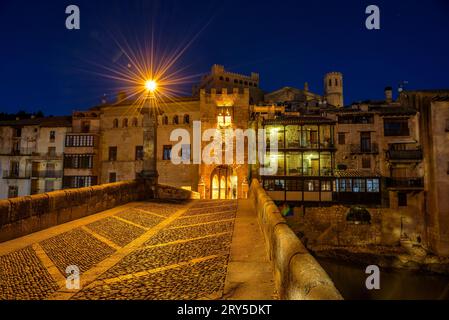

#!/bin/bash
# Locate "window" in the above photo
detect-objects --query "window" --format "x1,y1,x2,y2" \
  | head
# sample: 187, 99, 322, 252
217, 108, 232, 128
108, 147, 117, 161
63, 176, 97, 188
45, 180, 55, 193
13, 128, 22, 138
362, 157, 371, 169
181, 144, 191, 161
10, 161, 20, 177
398, 192, 407, 207
48, 147, 56, 157
366, 179, 380, 192
286, 179, 303, 191
360, 132, 371, 152
162, 116, 168, 125
305, 180, 319, 191
49, 131, 56, 142
81, 121, 90, 133
163, 145, 172, 160
123, 118, 128, 128
338, 179, 352, 192
65, 135, 95, 147
184, 114, 190, 124
8, 186, 18, 198
263, 179, 285, 191
113, 119, 119, 128
321, 180, 332, 191
132, 118, 138, 127
109, 172, 117, 183
335, 79, 338, 86
173, 116, 179, 125
64, 155, 93, 169
353, 179, 366, 192
384, 118, 410, 136
135, 146, 144, 161
338, 132, 346, 145
329, 79, 332, 86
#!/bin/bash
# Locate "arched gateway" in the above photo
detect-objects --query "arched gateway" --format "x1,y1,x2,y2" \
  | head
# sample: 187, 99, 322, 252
210, 165, 238, 200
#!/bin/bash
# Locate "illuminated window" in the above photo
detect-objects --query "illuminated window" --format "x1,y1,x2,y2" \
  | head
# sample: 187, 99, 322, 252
217, 109, 232, 128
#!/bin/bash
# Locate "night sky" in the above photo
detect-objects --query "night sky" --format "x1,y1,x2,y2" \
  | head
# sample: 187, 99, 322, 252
0, 0, 448, 116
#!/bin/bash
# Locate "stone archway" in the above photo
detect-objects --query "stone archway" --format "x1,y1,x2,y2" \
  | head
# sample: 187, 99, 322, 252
210, 165, 238, 199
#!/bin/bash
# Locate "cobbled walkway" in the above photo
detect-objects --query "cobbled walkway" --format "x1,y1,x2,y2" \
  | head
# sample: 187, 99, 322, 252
0, 199, 274, 300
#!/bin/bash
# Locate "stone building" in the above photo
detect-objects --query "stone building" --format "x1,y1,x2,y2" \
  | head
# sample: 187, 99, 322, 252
63, 111, 101, 188
399, 90, 449, 256
0, 116, 71, 199
193, 64, 264, 104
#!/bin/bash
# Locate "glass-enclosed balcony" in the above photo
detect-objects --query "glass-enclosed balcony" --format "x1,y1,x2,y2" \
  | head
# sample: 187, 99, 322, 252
265, 124, 334, 150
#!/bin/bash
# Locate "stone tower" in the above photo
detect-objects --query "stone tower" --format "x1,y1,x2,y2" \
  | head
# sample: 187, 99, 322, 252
324, 72, 344, 107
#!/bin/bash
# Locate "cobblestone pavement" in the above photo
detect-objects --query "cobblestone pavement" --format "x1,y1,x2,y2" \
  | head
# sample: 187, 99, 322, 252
0, 199, 243, 300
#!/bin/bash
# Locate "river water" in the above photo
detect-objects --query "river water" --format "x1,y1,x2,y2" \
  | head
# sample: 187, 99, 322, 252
316, 257, 449, 300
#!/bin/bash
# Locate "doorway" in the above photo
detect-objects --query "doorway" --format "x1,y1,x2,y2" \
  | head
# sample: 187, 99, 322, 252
210, 165, 238, 199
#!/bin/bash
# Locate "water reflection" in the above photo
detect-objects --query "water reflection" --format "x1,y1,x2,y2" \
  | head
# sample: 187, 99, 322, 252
317, 257, 449, 300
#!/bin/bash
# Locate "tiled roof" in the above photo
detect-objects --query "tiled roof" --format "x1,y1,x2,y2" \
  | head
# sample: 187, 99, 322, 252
334, 169, 382, 178
0, 116, 72, 127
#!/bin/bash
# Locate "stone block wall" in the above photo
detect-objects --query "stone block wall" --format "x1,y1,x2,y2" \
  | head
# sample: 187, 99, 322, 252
249, 179, 342, 300
0, 180, 199, 243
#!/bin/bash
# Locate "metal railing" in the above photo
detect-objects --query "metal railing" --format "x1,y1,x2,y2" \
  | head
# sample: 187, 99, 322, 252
387, 149, 423, 161
31, 170, 63, 178
386, 177, 424, 189
2, 170, 30, 179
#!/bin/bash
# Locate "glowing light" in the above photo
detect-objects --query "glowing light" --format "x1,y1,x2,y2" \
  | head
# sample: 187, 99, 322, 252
145, 80, 157, 93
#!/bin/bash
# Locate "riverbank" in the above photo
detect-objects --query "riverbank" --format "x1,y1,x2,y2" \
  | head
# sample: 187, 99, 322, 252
309, 244, 449, 275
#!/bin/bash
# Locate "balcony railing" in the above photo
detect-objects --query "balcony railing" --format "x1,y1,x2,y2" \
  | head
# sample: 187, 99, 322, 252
0, 148, 35, 156
31, 152, 64, 160
386, 149, 423, 161
2, 170, 30, 179
350, 143, 379, 154
31, 170, 63, 178
386, 178, 424, 189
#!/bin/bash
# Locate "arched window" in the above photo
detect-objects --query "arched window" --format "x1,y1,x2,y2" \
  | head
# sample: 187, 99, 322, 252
335, 79, 339, 86
184, 114, 190, 124
132, 117, 138, 127
173, 115, 179, 125
329, 79, 332, 86
162, 116, 168, 125
113, 119, 119, 128
346, 206, 371, 225
122, 118, 128, 128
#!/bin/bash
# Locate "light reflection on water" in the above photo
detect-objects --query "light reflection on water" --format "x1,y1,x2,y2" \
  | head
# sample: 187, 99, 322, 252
316, 257, 449, 300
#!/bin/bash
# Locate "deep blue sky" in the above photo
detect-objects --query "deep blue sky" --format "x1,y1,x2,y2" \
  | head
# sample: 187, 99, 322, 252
0, 0, 448, 115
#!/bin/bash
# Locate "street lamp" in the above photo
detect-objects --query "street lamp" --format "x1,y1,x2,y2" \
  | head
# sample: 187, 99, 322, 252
141, 79, 159, 196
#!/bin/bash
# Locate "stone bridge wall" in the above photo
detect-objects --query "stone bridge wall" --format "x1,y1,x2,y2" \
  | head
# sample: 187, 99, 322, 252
0, 180, 199, 243
249, 179, 343, 300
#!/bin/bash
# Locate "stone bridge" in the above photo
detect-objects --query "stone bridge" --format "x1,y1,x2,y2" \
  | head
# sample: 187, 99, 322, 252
0, 180, 341, 300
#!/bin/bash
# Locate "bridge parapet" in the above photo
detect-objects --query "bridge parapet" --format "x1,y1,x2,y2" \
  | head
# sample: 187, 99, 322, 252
249, 179, 343, 300
0, 180, 199, 243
